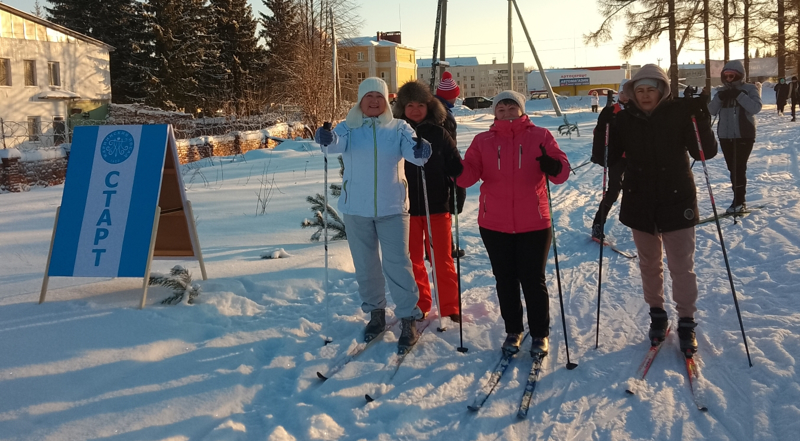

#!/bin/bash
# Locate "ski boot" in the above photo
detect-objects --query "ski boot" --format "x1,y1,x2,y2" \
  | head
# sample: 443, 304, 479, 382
648, 307, 669, 345
364, 309, 385, 343
501, 333, 524, 355
678, 317, 698, 357
530, 336, 549, 356
397, 317, 419, 354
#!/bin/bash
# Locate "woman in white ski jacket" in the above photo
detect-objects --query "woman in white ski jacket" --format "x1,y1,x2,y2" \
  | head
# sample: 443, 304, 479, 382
315, 77, 432, 353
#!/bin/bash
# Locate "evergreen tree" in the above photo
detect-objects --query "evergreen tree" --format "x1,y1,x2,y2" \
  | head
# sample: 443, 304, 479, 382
209, 0, 267, 116
260, 0, 301, 99
47, 0, 153, 104
147, 0, 226, 113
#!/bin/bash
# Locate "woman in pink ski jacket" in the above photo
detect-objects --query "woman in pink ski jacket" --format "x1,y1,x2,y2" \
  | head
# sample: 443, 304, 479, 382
457, 90, 570, 356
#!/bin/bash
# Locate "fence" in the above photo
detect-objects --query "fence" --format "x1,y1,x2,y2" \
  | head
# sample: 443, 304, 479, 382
1, 110, 309, 152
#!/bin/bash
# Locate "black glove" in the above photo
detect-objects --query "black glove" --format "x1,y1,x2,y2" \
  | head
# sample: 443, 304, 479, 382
537, 145, 562, 176
718, 88, 743, 102
686, 96, 709, 120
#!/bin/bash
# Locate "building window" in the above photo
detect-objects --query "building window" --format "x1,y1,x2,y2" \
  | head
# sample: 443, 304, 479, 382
48, 61, 60, 86
27, 116, 41, 141
0, 58, 10, 86
380, 71, 386, 80
471, 76, 475, 81
419, 73, 424, 79
345, 73, 352, 83
344, 52, 350, 60
357, 52, 364, 61
24, 60, 36, 86
357, 72, 366, 81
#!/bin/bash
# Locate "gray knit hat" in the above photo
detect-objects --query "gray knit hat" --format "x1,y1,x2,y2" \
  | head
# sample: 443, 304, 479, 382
492, 90, 526, 112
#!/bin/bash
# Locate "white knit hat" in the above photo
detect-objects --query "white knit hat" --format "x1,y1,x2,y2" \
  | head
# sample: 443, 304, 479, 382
492, 90, 526, 112
345, 77, 394, 128
357, 77, 390, 107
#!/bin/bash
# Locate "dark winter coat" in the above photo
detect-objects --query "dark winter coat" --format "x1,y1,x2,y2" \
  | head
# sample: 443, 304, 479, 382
610, 67, 718, 235
393, 81, 464, 217
434, 95, 459, 139
591, 102, 624, 165
708, 60, 762, 140
774, 81, 790, 105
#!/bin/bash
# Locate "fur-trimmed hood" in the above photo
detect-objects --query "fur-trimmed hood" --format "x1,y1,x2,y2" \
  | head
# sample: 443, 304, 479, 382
392, 80, 448, 126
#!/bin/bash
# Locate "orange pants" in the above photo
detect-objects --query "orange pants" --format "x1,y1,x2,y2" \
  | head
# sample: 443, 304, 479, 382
409, 213, 460, 316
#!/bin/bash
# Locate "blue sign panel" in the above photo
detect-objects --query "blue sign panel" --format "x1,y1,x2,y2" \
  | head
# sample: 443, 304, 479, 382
49, 125, 169, 277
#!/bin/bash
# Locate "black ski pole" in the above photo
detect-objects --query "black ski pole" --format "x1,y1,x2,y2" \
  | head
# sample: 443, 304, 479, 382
453, 180, 468, 353
541, 145, 578, 370
691, 115, 753, 367
595, 123, 609, 349
570, 158, 592, 174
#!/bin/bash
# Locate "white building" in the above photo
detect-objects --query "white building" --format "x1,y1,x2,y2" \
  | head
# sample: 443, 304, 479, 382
417, 57, 527, 98
0, 3, 112, 149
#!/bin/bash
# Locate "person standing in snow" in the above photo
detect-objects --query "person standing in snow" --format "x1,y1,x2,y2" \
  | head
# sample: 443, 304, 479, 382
314, 77, 432, 353
590, 91, 600, 113
590, 79, 630, 240
606, 64, 717, 356
457, 90, 570, 356
708, 60, 763, 214
790, 76, 800, 122
774, 78, 789, 115
435, 71, 468, 258
393, 80, 464, 324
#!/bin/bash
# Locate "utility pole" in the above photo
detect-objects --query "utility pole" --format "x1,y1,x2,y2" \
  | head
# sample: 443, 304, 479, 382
508, 0, 513, 91
439, 0, 448, 81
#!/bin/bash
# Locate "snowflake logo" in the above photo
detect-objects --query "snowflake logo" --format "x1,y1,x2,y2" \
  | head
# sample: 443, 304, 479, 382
100, 130, 135, 164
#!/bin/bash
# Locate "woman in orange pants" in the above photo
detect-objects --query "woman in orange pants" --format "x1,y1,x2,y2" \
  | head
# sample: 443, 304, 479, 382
393, 80, 464, 322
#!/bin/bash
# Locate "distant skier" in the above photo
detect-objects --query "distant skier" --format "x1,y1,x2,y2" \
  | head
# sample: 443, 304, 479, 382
605, 64, 717, 355
393, 80, 464, 324
314, 77, 431, 353
708, 60, 763, 214
590, 79, 629, 240
457, 90, 570, 356
590, 91, 599, 113
774, 78, 789, 115
790, 76, 800, 122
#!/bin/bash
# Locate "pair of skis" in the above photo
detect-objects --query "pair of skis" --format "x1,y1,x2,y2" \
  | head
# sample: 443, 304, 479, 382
625, 328, 708, 411
467, 336, 548, 418
316, 318, 433, 404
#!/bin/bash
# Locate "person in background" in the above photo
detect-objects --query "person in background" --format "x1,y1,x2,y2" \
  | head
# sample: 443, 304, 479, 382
314, 77, 432, 354
457, 90, 570, 356
774, 78, 789, 116
435, 71, 468, 258
590, 79, 629, 240
606, 64, 717, 356
393, 80, 464, 324
708, 60, 763, 214
790, 76, 800, 122
591, 91, 600, 113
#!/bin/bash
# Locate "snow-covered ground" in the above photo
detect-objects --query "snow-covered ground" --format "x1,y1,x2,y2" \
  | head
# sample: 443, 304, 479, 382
1, 94, 798, 441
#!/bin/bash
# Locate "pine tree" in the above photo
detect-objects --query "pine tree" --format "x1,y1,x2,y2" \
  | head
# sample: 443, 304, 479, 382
260, 0, 301, 99
148, 0, 226, 112
47, 0, 154, 104
209, 0, 267, 116
301, 194, 346, 242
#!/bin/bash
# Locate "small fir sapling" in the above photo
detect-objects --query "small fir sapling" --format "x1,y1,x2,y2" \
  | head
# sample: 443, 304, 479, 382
149, 265, 201, 305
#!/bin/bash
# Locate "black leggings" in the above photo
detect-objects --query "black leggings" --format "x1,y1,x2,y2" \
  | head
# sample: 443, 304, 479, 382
594, 158, 626, 226
480, 227, 551, 337
720, 138, 755, 206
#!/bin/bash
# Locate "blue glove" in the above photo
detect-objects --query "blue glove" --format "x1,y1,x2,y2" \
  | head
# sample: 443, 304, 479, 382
315, 124, 334, 146
413, 137, 432, 160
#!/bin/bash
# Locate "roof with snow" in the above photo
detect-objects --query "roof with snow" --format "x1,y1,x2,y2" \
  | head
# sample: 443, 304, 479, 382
416, 57, 480, 68
342, 36, 413, 50
0, 3, 114, 50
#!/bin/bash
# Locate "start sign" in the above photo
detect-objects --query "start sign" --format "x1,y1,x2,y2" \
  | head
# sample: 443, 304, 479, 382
41, 124, 207, 308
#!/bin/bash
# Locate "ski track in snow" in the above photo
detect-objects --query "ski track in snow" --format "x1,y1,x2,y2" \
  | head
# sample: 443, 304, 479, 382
0, 96, 798, 440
